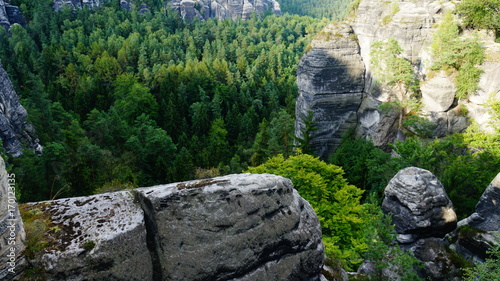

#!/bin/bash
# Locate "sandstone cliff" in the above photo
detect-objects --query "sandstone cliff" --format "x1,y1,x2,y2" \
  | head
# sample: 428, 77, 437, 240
15, 173, 324, 280
0, 61, 42, 156
0, 157, 25, 280
296, 0, 500, 158
168, 0, 281, 21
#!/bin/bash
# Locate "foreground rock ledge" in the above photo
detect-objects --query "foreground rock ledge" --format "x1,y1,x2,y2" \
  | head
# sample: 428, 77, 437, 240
21, 173, 324, 281
135, 173, 325, 281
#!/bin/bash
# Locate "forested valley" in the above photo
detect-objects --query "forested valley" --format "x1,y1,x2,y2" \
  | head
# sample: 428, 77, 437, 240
2, 0, 500, 277
1, 0, 328, 202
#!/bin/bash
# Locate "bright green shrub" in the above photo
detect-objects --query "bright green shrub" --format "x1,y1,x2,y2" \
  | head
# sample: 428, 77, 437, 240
247, 153, 369, 270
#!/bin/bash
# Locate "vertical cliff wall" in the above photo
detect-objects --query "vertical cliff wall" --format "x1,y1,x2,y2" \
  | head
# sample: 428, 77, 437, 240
296, 0, 500, 156
0, 61, 42, 156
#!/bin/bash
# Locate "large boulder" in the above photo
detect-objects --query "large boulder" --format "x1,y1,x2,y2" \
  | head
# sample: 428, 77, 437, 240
0, 157, 25, 280
295, 22, 365, 159
20, 173, 324, 280
135, 173, 324, 281
0, 61, 42, 156
382, 167, 457, 244
23, 191, 153, 280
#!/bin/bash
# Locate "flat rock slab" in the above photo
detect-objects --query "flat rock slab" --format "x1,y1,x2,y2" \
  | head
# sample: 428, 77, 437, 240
136, 173, 324, 281
25, 191, 152, 281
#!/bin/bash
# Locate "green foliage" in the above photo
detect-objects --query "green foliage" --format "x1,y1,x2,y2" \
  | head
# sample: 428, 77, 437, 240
362, 206, 423, 281
1, 1, 325, 201
392, 136, 500, 219
457, 0, 500, 32
279, 0, 355, 21
329, 135, 403, 204
431, 11, 485, 98
248, 153, 369, 270
370, 38, 421, 132
464, 243, 500, 281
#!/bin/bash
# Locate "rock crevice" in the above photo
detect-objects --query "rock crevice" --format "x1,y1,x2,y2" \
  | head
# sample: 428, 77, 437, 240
13, 173, 324, 281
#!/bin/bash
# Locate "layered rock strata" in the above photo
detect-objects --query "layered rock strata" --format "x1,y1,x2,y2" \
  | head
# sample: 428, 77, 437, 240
20, 173, 324, 280
381, 167, 461, 280
295, 22, 365, 159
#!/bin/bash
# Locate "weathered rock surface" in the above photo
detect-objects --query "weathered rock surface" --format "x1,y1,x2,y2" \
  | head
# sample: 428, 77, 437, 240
0, 61, 42, 156
381, 167, 463, 280
455, 173, 500, 262
53, 0, 104, 10
19, 173, 324, 280
25, 191, 153, 280
295, 22, 364, 159
0, 157, 25, 280
135, 174, 324, 281
382, 167, 457, 243
169, 0, 281, 21
0, 0, 26, 31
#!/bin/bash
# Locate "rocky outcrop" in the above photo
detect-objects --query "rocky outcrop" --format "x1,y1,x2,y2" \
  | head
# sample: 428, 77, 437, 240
20, 173, 324, 280
0, 61, 42, 156
381, 167, 461, 280
53, 0, 104, 10
0, 157, 25, 280
296, 0, 500, 156
295, 22, 365, 159
0, 0, 26, 32
454, 173, 500, 262
169, 0, 281, 21
382, 167, 457, 244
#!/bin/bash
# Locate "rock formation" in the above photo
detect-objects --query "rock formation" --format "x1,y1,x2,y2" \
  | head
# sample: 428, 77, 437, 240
53, 0, 104, 10
0, 156, 25, 280
381, 167, 461, 280
0, 61, 42, 156
295, 22, 365, 159
168, 0, 281, 22
0, 0, 26, 32
454, 172, 500, 262
296, 0, 500, 156
19, 173, 324, 280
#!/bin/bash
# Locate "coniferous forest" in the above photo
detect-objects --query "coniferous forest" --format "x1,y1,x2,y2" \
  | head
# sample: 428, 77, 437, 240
2, 0, 500, 277
1, 0, 328, 202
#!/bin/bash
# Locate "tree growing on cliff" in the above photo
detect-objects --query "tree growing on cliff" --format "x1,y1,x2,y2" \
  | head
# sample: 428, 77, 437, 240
370, 38, 421, 133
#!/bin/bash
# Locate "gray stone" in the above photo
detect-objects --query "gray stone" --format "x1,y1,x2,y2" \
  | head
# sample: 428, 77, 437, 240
135, 173, 324, 281
295, 23, 365, 159
167, 0, 281, 22
382, 167, 457, 241
0, 0, 26, 31
0, 60, 42, 156
421, 72, 456, 112
409, 237, 462, 281
455, 173, 500, 262
26, 191, 153, 281
0, 156, 25, 280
